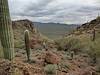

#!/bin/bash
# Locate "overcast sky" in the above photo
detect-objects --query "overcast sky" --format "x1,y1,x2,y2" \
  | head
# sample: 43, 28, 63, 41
8, 0, 100, 24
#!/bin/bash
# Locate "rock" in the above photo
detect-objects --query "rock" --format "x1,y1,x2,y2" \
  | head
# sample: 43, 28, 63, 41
30, 38, 37, 49
45, 51, 61, 64
81, 71, 91, 75
23, 69, 30, 75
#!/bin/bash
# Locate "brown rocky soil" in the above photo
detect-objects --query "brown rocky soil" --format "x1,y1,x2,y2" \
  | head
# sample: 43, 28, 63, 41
0, 47, 99, 75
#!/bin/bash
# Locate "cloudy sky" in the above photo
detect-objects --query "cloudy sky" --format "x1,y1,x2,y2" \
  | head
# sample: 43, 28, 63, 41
8, 0, 100, 24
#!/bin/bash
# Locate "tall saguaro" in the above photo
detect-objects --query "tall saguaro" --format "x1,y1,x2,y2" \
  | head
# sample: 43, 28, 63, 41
0, 0, 14, 60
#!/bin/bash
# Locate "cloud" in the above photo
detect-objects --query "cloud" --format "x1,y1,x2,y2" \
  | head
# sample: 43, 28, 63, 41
8, 0, 100, 24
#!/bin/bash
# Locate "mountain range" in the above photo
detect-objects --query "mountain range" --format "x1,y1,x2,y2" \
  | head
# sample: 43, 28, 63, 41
34, 22, 78, 39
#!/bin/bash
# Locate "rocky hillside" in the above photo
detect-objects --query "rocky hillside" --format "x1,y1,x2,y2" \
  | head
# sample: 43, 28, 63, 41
12, 19, 50, 49
0, 19, 100, 75
54, 16, 100, 75
66, 16, 100, 36
77, 16, 100, 32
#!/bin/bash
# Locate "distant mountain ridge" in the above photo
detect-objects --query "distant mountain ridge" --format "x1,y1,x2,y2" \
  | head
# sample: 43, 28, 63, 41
33, 22, 78, 26
33, 22, 78, 39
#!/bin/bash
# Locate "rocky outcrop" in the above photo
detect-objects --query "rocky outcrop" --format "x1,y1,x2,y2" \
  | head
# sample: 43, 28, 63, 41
12, 19, 50, 49
45, 51, 61, 64
12, 19, 37, 33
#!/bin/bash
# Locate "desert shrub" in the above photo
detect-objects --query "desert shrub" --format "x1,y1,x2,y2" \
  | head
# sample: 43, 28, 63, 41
44, 64, 57, 75
58, 61, 70, 72
87, 40, 100, 58
55, 36, 84, 54
64, 37, 82, 51
14, 40, 24, 49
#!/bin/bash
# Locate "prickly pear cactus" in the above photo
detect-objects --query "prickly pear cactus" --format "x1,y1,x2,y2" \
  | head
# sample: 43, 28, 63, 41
0, 0, 14, 60
24, 30, 31, 61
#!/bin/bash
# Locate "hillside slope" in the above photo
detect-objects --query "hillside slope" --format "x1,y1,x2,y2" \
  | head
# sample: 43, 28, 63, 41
76, 16, 100, 33
0, 19, 100, 75
57, 17, 100, 57
53, 16, 100, 75
12, 19, 50, 49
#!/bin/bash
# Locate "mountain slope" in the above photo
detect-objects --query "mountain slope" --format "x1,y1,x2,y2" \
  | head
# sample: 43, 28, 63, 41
34, 22, 78, 39
77, 16, 100, 32
0, 19, 99, 75
12, 19, 50, 48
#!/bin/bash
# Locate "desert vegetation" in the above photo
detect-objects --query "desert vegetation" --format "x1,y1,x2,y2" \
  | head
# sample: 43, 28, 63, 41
0, 0, 100, 75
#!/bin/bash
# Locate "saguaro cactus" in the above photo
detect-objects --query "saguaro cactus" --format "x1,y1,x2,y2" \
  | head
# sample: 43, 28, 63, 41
0, 0, 14, 60
24, 30, 31, 61
92, 29, 96, 41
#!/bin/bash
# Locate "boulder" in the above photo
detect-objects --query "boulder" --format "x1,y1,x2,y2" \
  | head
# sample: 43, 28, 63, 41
45, 51, 61, 64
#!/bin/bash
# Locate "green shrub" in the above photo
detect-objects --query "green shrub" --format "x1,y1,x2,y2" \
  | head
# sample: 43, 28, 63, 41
14, 40, 24, 49
55, 37, 84, 54
64, 37, 81, 51
87, 39, 100, 57
58, 61, 70, 72
44, 64, 57, 75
